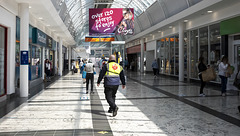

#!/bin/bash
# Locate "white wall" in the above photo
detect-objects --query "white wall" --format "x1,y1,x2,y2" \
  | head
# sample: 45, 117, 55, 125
0, 6, 16, 95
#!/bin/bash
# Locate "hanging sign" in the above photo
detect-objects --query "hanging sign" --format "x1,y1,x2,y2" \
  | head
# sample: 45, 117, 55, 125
89, 8, 134, 35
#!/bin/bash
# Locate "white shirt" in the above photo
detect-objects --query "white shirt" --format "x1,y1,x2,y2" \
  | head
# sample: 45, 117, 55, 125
46, 63, 50, 70
218, 62, 228, 76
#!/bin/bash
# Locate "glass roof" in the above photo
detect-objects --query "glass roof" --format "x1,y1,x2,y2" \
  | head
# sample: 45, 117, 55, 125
59, 0, 157, 46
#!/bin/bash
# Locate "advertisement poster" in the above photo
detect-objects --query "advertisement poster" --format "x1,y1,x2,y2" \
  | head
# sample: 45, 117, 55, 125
89, 8, 134, 35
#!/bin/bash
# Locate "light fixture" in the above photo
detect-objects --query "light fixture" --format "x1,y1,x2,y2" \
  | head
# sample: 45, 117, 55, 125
207, 10, 213, 13
38, 17, 43, 20
169, 26, 173, 29
46, 25, 50, 27
184, 20, 188, 22
29, 6, 32, 9
158, 31, 161, 33
195, 36, 199, 38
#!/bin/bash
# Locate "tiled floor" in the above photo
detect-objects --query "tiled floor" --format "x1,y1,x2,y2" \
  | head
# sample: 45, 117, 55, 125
0, 71, 240, 136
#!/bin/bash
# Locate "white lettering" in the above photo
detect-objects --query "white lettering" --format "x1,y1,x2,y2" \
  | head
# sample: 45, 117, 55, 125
38, 33, 46, 43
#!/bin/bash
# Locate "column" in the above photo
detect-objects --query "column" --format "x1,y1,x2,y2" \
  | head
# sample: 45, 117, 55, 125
179, 22, 184, 82
55, 42, 58, 75
68, 46, 71, 70
59, 38, 63, 76
140, 38, 144, 73
19, 3, 29, 97
42, 47, 45, 80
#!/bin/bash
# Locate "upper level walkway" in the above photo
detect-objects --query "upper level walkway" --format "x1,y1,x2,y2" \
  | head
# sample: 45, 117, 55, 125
0, 71, 239, 136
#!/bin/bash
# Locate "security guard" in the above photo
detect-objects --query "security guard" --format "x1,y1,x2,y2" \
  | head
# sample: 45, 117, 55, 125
97, 55, 126, 117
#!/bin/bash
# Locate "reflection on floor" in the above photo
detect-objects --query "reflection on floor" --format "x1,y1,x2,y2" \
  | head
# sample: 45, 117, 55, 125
0, 71, 239, 136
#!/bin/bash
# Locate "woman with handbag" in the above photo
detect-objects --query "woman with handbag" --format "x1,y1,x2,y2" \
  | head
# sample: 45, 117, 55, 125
198, 57, 207, 96
218, 56, 229, 96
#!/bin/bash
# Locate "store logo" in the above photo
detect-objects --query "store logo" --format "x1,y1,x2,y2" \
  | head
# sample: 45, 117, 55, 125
38, 33, 46, 44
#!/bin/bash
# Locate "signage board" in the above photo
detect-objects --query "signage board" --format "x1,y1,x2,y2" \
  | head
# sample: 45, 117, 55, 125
89, 8, 134, 35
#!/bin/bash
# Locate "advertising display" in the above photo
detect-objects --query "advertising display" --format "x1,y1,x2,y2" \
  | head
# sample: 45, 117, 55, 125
89, 8, 134, 35
85, 36, 115, 42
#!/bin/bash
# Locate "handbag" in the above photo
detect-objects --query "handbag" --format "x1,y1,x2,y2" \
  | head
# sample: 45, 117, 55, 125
233, 71, 240, 90
201, 67, 216, 82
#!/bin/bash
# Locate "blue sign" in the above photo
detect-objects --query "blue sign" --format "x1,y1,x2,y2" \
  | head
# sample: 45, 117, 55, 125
21, 51, 28, 65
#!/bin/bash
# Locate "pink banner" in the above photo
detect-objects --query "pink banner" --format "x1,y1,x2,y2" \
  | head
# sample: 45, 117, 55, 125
89, 8, 134, 35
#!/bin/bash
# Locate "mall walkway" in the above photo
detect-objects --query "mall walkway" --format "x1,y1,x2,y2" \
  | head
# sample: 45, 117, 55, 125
0, 71, 240, 136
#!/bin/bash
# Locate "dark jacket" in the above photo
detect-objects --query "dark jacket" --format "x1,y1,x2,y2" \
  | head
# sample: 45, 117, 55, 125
198, 62, 207, 73
97, 60, 126, 86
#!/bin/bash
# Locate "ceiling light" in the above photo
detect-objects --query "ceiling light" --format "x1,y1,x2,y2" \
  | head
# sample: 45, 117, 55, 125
46, 25, 50, 26
29, 6, 32, 9
38, 17, 43, 20
169, 26, 173, 29
184, 20, 188, 22
207, 10, 213, 13
158, 31, 161, 32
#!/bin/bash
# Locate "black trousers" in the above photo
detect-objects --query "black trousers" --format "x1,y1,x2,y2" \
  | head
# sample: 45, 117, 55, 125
199, 74, 206, 94
153, 68, 158, 76
104, 85, 119, 110
86, 73, 94, 91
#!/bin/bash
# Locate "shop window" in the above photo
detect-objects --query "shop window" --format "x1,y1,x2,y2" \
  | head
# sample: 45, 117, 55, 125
175, 35, 179, 76
200, 27, 208, 64
31, 45, 42, 80
210, 23, 221, 82
184, 32, 188, 77
169, 36, 175, 75
190, 30, 199, 78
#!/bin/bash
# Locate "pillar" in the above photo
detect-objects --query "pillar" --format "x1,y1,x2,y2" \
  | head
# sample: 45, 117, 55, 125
140, 38, 144, 73
19, 3, 29, 97
68, 46, 71, 70
59, 38, 63, 76
179, 22, 184, 82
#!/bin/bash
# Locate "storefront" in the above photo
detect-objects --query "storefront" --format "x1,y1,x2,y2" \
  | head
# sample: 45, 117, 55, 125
15, 17, 20, 88
0, 25, 7, 96
154, 23, 221, 82
46, 35, 55, 76
30, 27, 46, 86
127, 44, 146, 71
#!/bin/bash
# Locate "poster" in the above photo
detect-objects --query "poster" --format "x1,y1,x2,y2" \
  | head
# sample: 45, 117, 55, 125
89, 8, 134, 35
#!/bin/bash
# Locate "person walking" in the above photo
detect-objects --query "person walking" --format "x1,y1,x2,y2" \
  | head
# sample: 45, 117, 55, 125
84, 59, 95, 94
97, 55, 126, 117
198, 57, 207, 96
45, 59, 51, 82
218, 56, 229, 96
152, 59, 159, 78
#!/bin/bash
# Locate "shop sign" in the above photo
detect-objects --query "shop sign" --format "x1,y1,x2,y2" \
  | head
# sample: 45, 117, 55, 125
32, 28, 46, 46
46, 35, 52, 48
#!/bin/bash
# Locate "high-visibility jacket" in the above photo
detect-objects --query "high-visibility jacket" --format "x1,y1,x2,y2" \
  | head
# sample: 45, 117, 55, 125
104, 62, 123, 85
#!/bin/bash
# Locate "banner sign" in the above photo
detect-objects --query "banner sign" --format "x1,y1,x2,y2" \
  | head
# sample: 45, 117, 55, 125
85, 36, 115, 42
89, 8, 134, 35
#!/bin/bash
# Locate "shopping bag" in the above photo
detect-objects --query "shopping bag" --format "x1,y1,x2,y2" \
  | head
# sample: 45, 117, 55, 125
226, 66, 234, 77
201, 68, 216, 82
